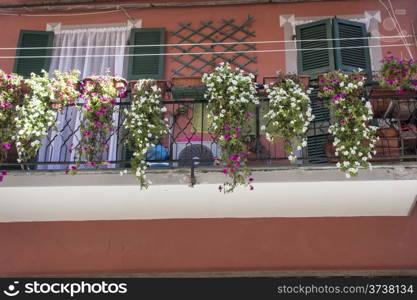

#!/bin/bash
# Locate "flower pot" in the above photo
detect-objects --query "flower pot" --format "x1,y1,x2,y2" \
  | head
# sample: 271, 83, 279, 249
129, 80, 167, 98
298, 75, 310, 89
263, 75, 310, 89
369, 87, 415, 118
171, 77, 205, 101
375, 137, 400, 148
113, 78, 128, 90
171, 77, 204, 88
377, 127, 399, 138
20, 80, 32, 95
324, 142, 338, 163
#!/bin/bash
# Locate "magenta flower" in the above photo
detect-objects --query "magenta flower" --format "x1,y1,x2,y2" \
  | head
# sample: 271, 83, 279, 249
229, 154, 239, 161
222, 168, 228, 174
1, 144, 11, 150
1, 170, 7, 176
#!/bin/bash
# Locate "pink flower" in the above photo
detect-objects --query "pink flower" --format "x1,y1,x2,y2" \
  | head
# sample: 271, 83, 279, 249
222, 168, 228, 174
229, 154, 239, 161
1, 170, 7, 176
1, 144, 11, 150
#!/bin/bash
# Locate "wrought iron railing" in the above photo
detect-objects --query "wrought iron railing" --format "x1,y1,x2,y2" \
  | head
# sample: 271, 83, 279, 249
1, 83, 417, 172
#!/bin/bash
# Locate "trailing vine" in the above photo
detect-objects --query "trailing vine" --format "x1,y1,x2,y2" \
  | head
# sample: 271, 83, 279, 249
50, 70, 81, 112
263, 77, 314, 161
123, 79, 168, 188
0, 70, 23, 163
319, 71, 378, 178
70, 75, 126, 173
202, 63, 258, 193
14, 71, 57, 162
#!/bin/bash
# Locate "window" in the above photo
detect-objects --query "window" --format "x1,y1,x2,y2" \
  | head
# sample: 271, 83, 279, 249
296, 17, 372, 163
296, 17, 372, 77
13, 26, 166, 168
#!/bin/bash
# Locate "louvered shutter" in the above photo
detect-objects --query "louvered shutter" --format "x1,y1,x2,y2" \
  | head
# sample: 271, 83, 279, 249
305, 87, 332, 164
13, 30, 54, 78
127, 28, 165, 80
296, 19, 335, 77
307, 134, 330, 164
333, 18, 372, 76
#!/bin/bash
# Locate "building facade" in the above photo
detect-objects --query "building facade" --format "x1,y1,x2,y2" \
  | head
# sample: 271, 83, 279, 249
0, 0, 417, 276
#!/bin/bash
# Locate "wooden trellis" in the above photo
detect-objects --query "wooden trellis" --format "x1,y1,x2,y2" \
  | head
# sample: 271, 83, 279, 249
170, 16, 257, 77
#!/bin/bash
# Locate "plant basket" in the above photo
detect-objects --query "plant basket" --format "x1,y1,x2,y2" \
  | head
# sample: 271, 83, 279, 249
129, 80, 167, 99
263, 75, 310, 90
171, 77, 206, 101
324, 142, 338, 163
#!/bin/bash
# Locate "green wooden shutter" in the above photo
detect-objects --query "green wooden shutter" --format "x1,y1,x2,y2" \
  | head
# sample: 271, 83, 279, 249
307, 134, 330, 164
296, 19, 335, 77
333, 18, 372, 76
13, 30, 54, 78
128, 28, 165, 80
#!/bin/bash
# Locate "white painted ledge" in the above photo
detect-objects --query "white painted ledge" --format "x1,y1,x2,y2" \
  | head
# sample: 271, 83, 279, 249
0, 165, 416, 222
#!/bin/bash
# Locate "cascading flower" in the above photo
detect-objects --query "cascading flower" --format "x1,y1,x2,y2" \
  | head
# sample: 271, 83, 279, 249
70, 74, 126, 173
202, 62, 258, 193
50, 70, 81, 112
319, 71, 378, 178
14, 70, 57, 162
0, 70, 23, 163
123, 79, 168, 188
263, 76, 314, 161
378, 53, 417, 93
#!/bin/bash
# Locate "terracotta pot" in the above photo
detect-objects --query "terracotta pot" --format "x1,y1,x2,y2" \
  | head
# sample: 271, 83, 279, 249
20, 80, 32, 94
324, 142, 338, 163
171, 77, 204, 88
298, 75, 310, 89
375, 138, 400, 148
369, 87, 415, 118
375, 147, 401, 158
377, 128, 399, 138
113, 78, 128, 90
129, 80, 167, 98
262, 75, 310, 89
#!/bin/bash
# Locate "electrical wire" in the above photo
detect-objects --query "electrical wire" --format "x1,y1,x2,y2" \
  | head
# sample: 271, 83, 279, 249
0, 35, 414, 51
0, 43, 412, 59
0, 9, 121, 17
378, 0, 413, 58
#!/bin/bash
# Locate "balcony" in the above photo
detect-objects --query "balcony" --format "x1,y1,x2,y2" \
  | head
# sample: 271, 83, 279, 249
1, 82, 417, 222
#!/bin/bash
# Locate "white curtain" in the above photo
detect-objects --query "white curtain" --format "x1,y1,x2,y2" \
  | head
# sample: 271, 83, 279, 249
38, 26, 130, 169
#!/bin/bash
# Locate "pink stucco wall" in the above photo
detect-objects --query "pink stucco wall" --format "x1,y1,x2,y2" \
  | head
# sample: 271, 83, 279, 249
0, 0, 415, 80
